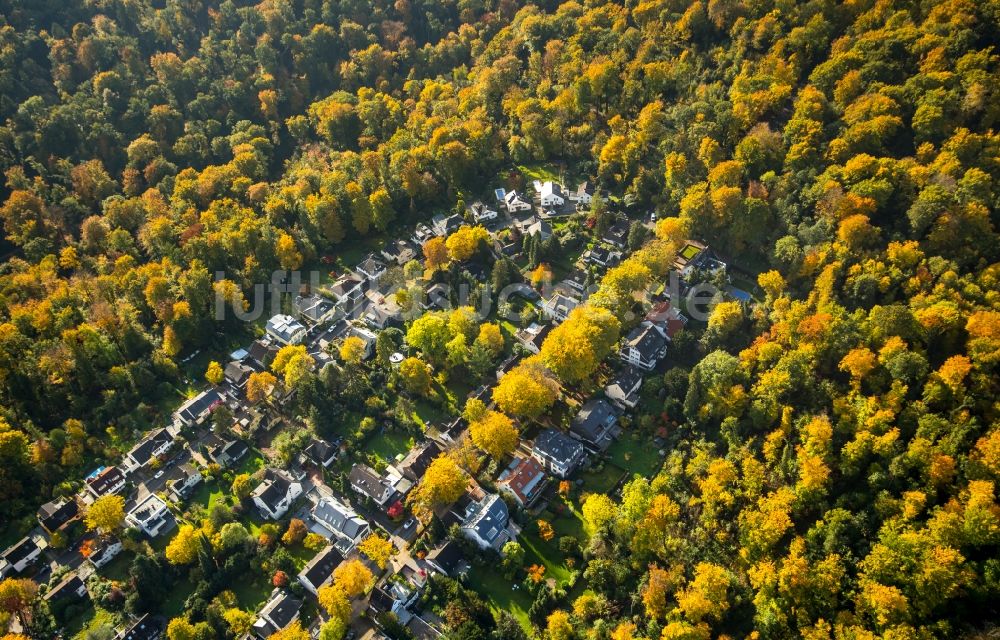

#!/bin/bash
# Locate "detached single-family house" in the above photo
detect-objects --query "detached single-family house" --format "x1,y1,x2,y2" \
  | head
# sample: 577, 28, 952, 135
525, 219, 553, 241
583, 245, 622, 269
674, 240, 726, 278
247, 339, 279, 371
86, 466, 126, 498
252, 589, 302, 639
350, 464, 395, 507
0, 537, 44, 577
252, 469, 303, 520
119, 613, 164, 640
37, 498, 79, 535
568, 181, 594, 205
561, 268, 589, 296
496, 355, 519, 381
620, 322, 668, 371
412, 223, 434, 246
266, 314, 307, 346
126, 494, 173, 538
311, 497, 371, 550
329, 274, 365, 309
605, 366, 644, 410
469, 202, 498, 223
224, 360, 254, 388
539, 181, 565, 207
293, 293, 337, 325
393, 441, 442, 483
602, 219, 630, 249
364, 294, 403, 330
124, 428, 173, 472
645, 301, 687, 341
570, 398, 620, 451
175, 389, 223, 427
369, 568, 425, 626
357, 253, 388, 286
424, 282, 451, 311
167, 465, 203, 501
382, 238, 419, 265
207, 437, 249, 469
532, 429, 586, 478
459, 493, 516, 552
425, 540, 466, 577
497, 456, 548, 509
45, 572, 88, 604
541, 293, 579, 323
297, 545, 344, 596
432, 213, 464, 236
302, 438, 338, 469
514, 322, 551, 354
503, 190, 532, 212
86, 537, 123, 569
347, 325, 378, 359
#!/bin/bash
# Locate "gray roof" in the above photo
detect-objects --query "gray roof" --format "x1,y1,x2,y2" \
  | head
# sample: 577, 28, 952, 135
426, 540, 464, 575
608, 366, 644, 395
225, 360, 254, 385
625, 324, 667, 360
253, 469, 293, 511
396, 441, 442, 482
533, 428, 584, 464
126, 428, 172, 466
312, 497, 369, 540
350, 464, 392, 501
176, 389, 223, 424
463, 494, 509, 546
2, 537, 39, 566
38, 498, 78, 531
45, 573, 86, 602
571, 398, 618, 443
299, 545, 344, 590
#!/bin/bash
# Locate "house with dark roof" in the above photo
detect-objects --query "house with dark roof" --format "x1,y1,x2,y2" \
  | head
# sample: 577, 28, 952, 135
412, 223, 434, 246
246, 339, 279, 370
561, 268, 590, 295
503, 190, 532, 212
602, 219, 630, 249
224, 360, 254, 388
118, 613, 164, 640
392, 441, 441, 483
175, 389, 224, 427
252, 589, 302, 639
568, 181, 594, 205
86, 466, 127, 498
432, 214, 464, 237
583, 245, 622, 270
495, 355, 519, 381
252, 469, 303, 520
297, 545, 344, 596
124, 428, 173, 472
364, 294, 403, 330
302, 438, 338, 469
539, 181, 565, 207
497, 456, 548, 509
369, 568, 424, 626
424, 282, 451, 311
45, 572, 88, 603
525, 218, 553, 241
541, 292, 580, 323
532, 429, 586, 478
167, 464, 203, 501
605, 366, 644, 410
0, 536, 44, 577
356, 253, 388, 286
620, 322, 668, 371
469, 201, 498, 224
37, 498, 79, 535
293, 293, 337, 325
570, 398, 620, 451
458, 493, 516, 551
348, 325, 378, 359
86, 537, 123, 569
382, 238, 418, 265
424, 540, 466, 577
207, 437, 249, 469
311, 497, 370, 551
266, 314, 307, 346
514, 322, 551, 354
350, 464, 395, 507
329, 274, 365, 308
126, 494, 174, 538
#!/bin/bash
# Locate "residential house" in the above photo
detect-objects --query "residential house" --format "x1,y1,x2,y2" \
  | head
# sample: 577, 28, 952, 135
561, 268, 589, 296
495, 355, 519, 381
207, 437, 249, 469
458, 493, 516, 552
541, 293, 580, 323
293, 293, 337, 325
583, 245, 622, 270
86, 537, 123, 569
247, 339, 279, 371
350, 464, 395, 507
252, 589, 302, 639
619, 322, 668, 371
126, 494, 173, 538
123, 428, 173, 472
297, 545, 344, 596
496, 456, 548, 509
224, 360, 254, 388
364, 293, 403, 330
412, 223, 434, 246
37, 498, 79, 535
514, 322, 551, 355
424, 282, 451, 311
302, 438, 338, 469
605, 367, 644, 410
45, 572, 88, 604
601, 219, 630, 249
348, 325, 378, 359
329, 274, 365, 310
469, 201, 498, 223
525, 218, 553, 241
432, 213, 463, 236
118, 613, 164, 640
85, 466, 126, 498
357, 253, 388, 287
175, 389, 223, 427
503, 190, 532, 212
645, 301, 687, 341
311, 497, 371, 550
532, 429, 586, 478
266, 314, 307, 346
424, 540, 466, 577
393, 441, 442, 483
570, 398, 620, 451
252, 469, 303, 520
568, 181, 594, 205
369, 568, 424, 626
539, 181, 565, 207
382, 238, 419, 265
167, 464, 203, 501
0, 537, 44, 577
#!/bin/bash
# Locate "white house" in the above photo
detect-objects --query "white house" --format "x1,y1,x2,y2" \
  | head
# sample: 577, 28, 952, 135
459, 493, 516, 552
85, 466, 127, 498
532, 429, 587, 478
469, 202, 498, 223
252, 589, 302, 639
356, 253, 388, 285
0, 537, 44, 577
503, 190, 532, 212
539, 181, 565, 207
293, 294, 337, 325
126, 494, 173, 538
349, 464, 395, 507
568, 181, 594, 205
605, 366, 644, 410
123, 428, 173, 472
86, 537, 123, 569
619, 322, 668, 371
252, 469, 303, 520
541, 293, 579, 323
266, 314, 307, 346
311, 497, 371, 551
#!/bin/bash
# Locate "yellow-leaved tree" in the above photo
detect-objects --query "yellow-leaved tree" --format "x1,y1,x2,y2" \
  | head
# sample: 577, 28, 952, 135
469, 410, 519, 459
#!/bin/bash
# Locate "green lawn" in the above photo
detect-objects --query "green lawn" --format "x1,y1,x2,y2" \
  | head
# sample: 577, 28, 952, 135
413, 398, 448, 428
69, 605, 117, 640
516, 163, 562, 184
99, 550, 134, 582
579, 463, 624, 496
233, 574, 273, 610
607, 434, 665, 479
189, 479, 228, 513
519, 531, 572, 585
466, 565, 533, 631
161, 576, 196, 618
367, 428, 414, 463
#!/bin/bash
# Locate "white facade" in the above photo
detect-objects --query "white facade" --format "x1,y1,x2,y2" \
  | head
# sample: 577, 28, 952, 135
266, 314, 307, 345
126, 494, 172, 538
539, 181, 565, 207
504, 190, 532, 212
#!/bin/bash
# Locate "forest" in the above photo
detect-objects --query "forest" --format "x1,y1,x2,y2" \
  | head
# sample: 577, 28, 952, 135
0, 0, 998, 639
